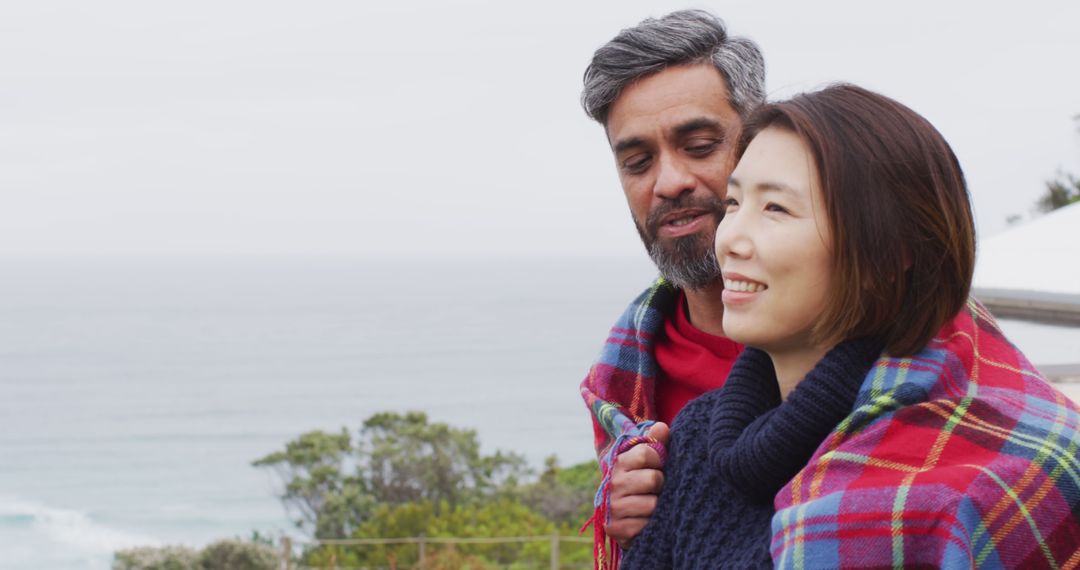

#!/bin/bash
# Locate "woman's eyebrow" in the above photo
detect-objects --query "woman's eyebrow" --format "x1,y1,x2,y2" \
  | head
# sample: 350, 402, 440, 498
729, 177, 801, 197
754, 181, 800, 197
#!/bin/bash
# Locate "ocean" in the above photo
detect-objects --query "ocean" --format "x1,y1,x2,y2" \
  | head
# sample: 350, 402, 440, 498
0, 255, 658, 570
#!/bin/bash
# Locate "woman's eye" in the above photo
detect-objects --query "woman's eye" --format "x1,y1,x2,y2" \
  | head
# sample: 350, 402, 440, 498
765, 202, 789, 214
722, 197, 739, 210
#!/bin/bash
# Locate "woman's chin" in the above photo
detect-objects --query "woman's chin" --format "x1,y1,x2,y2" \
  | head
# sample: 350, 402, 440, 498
721, 319, 757, 346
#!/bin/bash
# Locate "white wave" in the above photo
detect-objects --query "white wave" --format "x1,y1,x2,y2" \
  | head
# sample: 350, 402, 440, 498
0, 494, 161, 554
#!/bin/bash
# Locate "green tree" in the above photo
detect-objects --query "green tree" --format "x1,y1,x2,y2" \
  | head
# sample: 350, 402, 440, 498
1038, 170, 1080, 213
251, 428, 371, 538
253, 411, 528, 538
1035, 115, 1080, 213
362, 411, 526, 513
518, 455, 599, 526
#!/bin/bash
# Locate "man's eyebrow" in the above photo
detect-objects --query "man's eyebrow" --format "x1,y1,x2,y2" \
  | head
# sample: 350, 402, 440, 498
674, 117, 723, 138
612, 136, 647, 154
612, 118, 724, 154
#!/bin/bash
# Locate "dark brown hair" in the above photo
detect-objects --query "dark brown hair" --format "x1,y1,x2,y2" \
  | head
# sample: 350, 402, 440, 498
736, 84, 976, 356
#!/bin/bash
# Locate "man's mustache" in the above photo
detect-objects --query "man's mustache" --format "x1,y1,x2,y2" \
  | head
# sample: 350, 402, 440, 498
644, 195, 726, 239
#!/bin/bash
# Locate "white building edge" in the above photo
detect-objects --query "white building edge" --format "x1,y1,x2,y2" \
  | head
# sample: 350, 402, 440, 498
972, 202, 1080, 381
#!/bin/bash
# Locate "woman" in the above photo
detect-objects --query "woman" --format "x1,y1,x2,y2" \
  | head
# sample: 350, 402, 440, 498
620, 84, 1080, 569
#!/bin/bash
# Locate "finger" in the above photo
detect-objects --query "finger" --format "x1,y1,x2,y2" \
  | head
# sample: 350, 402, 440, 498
605, 517, 649, 549
637, 445, 663, 470
611, 467, 665, 498
613, 443, 652, 471
610, 493, 658, 519
648, 421, 670, 446
615, 444, 664, 475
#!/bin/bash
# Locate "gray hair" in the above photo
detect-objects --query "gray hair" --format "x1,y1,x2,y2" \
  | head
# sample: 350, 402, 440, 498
581, 10, 766, 124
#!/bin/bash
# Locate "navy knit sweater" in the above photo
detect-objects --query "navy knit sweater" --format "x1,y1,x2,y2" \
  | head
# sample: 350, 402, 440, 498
620, 337, 883, 569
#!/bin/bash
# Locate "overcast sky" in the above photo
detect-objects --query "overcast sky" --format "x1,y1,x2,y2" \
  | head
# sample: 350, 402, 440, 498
3, 1, 1078, 256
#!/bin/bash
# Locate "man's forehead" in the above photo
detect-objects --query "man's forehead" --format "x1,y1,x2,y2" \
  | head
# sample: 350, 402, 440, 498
605, 64, 737, 146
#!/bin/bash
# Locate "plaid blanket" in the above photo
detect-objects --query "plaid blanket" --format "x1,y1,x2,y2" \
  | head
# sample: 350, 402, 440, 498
579, 277, 678, 570
772, 299, 1080, 567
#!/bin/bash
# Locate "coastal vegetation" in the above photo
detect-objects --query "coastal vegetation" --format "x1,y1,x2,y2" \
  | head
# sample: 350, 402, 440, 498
1009, 115, 1080, 224
1040, 169, 1080, 213
113, 539, 280, 570
114, 411, 598, 569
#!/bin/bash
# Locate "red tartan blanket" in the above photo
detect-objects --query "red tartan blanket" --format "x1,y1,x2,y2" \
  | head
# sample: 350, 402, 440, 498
772, 299, 1080, 567
579, 277, 677, 569
583, 286, 1080, 568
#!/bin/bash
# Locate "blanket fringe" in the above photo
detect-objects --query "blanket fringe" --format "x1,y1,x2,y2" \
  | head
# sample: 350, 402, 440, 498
581, 427, 666, 570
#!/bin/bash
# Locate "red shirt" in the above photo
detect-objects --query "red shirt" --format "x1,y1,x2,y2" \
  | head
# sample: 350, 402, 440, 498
654, 292, 743, 425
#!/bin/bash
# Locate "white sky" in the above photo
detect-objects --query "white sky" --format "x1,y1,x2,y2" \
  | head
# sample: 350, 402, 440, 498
3, 0, 1078, 256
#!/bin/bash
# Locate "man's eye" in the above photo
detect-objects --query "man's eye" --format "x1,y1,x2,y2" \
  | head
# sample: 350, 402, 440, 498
686, 140, 719, 155
623, 156, 651, 173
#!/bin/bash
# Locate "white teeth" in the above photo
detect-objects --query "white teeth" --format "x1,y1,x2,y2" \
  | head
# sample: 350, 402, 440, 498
670, 217, 694, 226
724, 279, 767, 293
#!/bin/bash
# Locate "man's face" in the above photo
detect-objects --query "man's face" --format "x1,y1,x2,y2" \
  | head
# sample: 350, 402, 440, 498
605, 64, 741, 290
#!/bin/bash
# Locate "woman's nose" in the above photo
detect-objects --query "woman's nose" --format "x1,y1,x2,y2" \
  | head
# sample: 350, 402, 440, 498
715, 210, 751, 260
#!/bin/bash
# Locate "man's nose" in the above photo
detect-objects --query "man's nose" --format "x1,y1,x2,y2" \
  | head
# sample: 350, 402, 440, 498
653, 154, 696, 200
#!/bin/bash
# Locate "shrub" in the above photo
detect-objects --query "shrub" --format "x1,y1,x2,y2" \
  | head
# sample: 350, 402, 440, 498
198, 539, 281, 570
113, 545, 199, 570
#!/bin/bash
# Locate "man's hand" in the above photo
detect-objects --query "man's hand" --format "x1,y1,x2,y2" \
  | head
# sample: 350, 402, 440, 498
604, 421, 670, 550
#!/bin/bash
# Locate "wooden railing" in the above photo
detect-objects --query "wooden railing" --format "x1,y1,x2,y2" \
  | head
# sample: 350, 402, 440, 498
280, 533, 593, 570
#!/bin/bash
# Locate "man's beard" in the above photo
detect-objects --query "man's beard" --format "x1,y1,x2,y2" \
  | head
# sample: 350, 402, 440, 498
635, 195, 725, 290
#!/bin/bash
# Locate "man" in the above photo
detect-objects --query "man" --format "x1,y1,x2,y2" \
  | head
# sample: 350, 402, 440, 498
578, 10, 765, 568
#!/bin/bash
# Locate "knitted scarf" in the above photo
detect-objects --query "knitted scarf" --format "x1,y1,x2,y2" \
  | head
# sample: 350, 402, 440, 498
770, 299, 1080, 567
579, 277, 678, 570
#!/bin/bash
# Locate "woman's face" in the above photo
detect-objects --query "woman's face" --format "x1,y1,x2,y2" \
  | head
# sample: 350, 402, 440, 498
715, 126, 833, 353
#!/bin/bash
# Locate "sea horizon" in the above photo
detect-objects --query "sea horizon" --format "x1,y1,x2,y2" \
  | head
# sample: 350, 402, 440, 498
0, 254, 659, 569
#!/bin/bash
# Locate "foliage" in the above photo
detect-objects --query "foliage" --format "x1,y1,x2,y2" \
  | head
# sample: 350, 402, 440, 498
361, 411, 527, 513
113, 540, 281, 570
113, 546, 200, 570
252, 428, 371, 538
253, 411, 529, 538
420, 547, 500, 570
302, 498, 591, 569
1037, 115, 1080, 214
1011, 115, 1080, 222
197, 539, 280, 570
119, 412, 599, 569
518, 455, 599, 526
1037, 170, 1080, 213
254, 411, 599, 568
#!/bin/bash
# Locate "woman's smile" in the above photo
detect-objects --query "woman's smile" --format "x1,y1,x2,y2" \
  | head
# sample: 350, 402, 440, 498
714, 126, 833, 353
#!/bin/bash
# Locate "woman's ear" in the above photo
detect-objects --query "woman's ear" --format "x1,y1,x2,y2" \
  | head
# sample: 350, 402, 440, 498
860, 254, 910, 290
